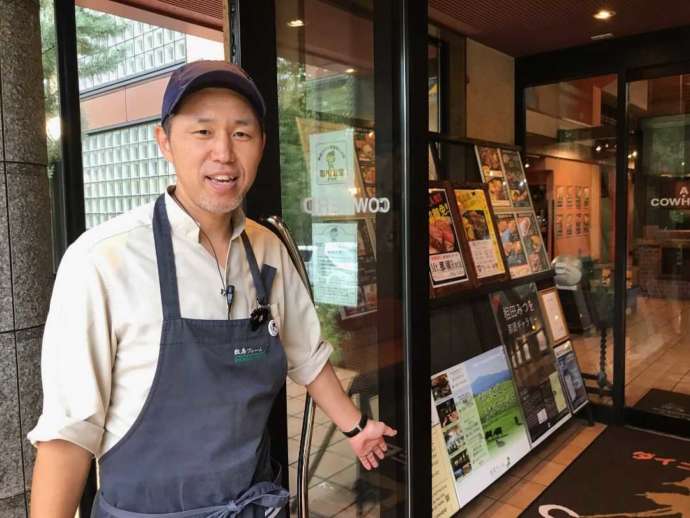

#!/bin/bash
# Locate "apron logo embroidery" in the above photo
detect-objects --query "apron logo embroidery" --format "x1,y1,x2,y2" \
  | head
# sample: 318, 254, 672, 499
268, 320, 279, 337
234, 346, 266, 363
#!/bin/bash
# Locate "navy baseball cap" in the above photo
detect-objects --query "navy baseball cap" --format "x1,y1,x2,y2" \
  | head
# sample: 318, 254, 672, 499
161, 60, 266, 125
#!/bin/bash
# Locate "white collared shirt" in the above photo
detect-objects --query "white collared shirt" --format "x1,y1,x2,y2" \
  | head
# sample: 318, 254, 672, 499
28, 190, 332, 457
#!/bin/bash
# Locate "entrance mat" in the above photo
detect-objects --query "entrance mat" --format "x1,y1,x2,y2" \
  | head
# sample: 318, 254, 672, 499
522, 426, 690, 517
635, 389, 690, 422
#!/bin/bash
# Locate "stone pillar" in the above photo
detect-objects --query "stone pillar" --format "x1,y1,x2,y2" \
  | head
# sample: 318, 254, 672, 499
0, 0, 55, 515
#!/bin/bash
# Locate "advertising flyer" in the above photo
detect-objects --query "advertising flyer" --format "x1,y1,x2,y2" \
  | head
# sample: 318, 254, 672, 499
500, 149, 532, 209
309, 129, 357, 216
312, 222, 358, 307
431, 397, 461, 518
554, 341, 589, 413
516, 212, 550, 274
475, 145, 511, 207
454, 188, 505, 279
429, 188, 469, 288
489, 283, 571, 446
496, 213, 531, 278
431, 346, 531, 508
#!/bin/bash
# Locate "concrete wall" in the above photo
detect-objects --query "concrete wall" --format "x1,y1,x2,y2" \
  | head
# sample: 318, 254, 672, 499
466, 39, 515, 145
0, 0, 53, 515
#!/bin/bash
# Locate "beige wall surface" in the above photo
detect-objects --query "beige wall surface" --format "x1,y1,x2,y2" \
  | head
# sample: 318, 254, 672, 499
466, 39, 514, 145
80, 75, 170, 131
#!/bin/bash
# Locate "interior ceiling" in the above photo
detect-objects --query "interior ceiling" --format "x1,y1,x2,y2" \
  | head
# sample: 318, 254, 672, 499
429, 0, 690, 57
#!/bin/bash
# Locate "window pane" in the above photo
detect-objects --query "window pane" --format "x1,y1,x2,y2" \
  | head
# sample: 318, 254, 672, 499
75, 6, 224, 228
525, 75, 619, 406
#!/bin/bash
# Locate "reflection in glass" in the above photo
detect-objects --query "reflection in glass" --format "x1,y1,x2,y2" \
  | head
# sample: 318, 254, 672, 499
525, 75, 618, 405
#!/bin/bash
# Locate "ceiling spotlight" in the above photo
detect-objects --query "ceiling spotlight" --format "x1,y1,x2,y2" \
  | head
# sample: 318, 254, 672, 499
595, 145, 603, 152
594, 9, 615, 20
525, 163, 530, 168
632, 150, 638, 158
345, 68, 356, 74
287, 19, 305, 28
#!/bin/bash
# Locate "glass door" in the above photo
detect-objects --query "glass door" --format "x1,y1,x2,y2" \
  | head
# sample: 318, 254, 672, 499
625, 69, 690, 429
274, 1, 415, 515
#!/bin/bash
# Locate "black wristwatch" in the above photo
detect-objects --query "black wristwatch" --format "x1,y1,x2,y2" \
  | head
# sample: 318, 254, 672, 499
342, 414, 368, 438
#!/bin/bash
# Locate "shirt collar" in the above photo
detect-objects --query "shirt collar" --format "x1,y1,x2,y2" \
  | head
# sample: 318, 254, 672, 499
163, 187, 246, 243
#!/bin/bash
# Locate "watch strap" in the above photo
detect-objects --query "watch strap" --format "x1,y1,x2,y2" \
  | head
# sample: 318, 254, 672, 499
342, 413, 368, 438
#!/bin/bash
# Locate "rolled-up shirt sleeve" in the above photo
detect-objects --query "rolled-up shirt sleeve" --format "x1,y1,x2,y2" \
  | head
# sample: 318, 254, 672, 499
276, 242, 333, 386
27, 243, 114, 456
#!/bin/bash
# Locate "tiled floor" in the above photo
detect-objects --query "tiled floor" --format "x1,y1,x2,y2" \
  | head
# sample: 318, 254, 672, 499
287, 369, 606, 517
572, 295, 690, 407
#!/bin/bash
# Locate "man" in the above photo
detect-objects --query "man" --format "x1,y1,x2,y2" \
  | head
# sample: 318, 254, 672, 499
29, 61, 396, 518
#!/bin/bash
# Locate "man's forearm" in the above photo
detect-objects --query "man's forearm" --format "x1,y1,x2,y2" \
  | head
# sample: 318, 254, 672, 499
31, 439, 94, 518
306, 361, 361, 432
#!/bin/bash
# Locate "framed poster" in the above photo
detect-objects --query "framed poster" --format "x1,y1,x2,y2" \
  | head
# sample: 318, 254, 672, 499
556, 214, 563, 238
453, 186, 508, 281
431, 346, 531, 509
500, 149, 532, 209
575, 213, 582, 235
583, 187, 591, 208
489, 283, 571, 446
576, 186, 583, 209
566, 214, 574, 236
538, 287, 570, 344
516, 212, 550, 274
428, 188, 470, 290
556, 186, 564, 208
566, 186, 574, 208
553, 341, 589, 413
475, 145, 511, 208
495, 213, 531, 278
583, 213, 590, 234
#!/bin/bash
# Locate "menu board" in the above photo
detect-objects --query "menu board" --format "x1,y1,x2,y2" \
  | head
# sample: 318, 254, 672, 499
431, 346, 531, 508
429, 188, 469, 288
454, 188, 505, 279
554, 341, 589, 413
476, 146, 511, 208
500, 149, 532, 209
312, 222, 358, 307
489, 283, 571, 446
516, 212, 550, 274
496, 213, 531, 278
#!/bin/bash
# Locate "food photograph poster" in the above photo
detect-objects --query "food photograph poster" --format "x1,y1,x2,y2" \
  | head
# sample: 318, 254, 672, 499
431, 346, 531, 509
429, 189, 469, 288
455, 188, 505, 279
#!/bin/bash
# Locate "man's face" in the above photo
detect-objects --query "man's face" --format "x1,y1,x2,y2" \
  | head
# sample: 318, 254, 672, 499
155, 87, 265, 215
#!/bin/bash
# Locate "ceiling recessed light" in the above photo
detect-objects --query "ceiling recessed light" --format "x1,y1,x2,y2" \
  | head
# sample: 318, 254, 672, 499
345, 68, 356, 74
287, 19, 305, 28
594, 9, 615, 20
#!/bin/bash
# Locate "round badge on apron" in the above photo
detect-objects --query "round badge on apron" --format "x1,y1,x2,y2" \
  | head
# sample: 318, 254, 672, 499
268, 320, 279, 337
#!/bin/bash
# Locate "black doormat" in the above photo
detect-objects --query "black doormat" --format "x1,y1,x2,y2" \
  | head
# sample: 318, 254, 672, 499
635, 389, 690, 422
521, 426, 690, 517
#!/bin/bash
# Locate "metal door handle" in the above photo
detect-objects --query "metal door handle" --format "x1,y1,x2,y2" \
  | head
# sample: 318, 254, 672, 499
261, 216, 316, 518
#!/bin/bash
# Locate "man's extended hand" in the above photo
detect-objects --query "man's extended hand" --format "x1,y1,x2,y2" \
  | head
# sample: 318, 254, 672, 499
347, 419, 397, 470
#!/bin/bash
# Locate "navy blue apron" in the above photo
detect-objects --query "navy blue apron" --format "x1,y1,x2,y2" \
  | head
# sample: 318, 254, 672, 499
92, 195, 289, 518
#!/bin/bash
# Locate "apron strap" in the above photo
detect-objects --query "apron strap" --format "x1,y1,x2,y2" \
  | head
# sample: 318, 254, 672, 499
152, 195, 182, 320
241, 232, 274, 305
